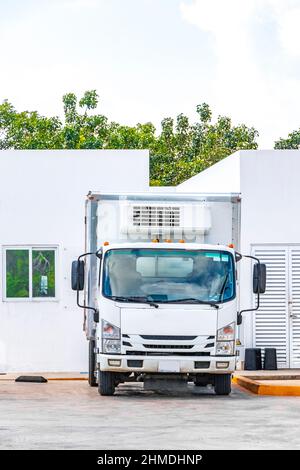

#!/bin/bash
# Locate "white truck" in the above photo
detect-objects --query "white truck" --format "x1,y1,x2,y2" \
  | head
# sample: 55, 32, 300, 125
72, 192, 266, 396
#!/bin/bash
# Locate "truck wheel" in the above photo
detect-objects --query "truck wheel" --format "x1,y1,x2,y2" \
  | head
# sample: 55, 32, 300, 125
98, 370, 115, 396
214, 374, 232, 395
88, 339, 97, 387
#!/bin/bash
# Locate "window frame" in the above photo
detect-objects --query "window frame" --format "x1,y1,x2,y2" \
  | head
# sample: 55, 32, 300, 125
3, 245, 59, 302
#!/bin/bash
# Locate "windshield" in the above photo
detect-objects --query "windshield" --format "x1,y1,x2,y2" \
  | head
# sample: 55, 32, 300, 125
102, 248, 235, 304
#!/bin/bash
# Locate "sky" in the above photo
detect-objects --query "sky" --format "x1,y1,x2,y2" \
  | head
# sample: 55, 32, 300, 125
1, 0, 300, 147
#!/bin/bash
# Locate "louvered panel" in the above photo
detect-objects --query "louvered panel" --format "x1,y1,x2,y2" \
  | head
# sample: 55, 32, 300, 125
290, 248, 300, 367
132, 205, 181, 227
253, 248, 288, 367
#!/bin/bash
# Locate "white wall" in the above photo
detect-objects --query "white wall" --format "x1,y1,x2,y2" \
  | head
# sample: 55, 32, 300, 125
3, 148, 299, 370
0, 150, 149, 372
176, 148, 300, 356
239, 150, 300, 348
177, 152, 240, 193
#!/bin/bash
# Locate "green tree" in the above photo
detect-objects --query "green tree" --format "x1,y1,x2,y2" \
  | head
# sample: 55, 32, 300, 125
150, 104, 258, 185
0, 100, 62, 149
274, 129, 300, 149
0, 92, 259, 185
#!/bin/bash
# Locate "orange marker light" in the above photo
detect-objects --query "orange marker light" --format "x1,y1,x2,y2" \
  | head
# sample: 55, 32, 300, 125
103, 241, 110, 246
228, 243, 235, 249
165, 239, 172, 243
179, 239, 185, 243
152, 239, 159, 243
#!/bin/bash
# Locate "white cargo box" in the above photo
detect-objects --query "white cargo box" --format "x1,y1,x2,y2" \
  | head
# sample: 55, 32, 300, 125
83, 192, 240, 338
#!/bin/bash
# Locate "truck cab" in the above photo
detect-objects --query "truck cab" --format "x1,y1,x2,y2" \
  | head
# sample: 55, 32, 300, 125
96, 242, 237, 395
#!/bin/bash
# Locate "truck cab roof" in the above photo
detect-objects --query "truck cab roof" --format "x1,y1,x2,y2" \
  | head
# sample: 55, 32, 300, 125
100, 242, 235, 254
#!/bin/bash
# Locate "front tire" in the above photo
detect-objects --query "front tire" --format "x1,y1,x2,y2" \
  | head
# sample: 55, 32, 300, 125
88, 339, 97, 387
98, 370, 116, 396
214, 374, 232, 395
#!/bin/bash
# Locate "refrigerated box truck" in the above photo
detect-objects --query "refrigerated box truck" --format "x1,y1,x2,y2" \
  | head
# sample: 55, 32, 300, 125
71, 192, 266, 396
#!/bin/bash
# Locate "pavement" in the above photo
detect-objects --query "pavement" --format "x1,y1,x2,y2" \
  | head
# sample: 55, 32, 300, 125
0, 372, 88, 381
0, 378, 300, 449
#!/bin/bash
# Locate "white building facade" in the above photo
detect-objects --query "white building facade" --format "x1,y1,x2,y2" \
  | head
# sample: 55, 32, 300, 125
0, 150, 149, 372
179, 150, 300, 368
1, 148, 299, 371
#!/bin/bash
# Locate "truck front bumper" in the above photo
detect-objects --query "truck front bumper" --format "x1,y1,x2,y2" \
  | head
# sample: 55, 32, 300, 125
98, 354, 236, 374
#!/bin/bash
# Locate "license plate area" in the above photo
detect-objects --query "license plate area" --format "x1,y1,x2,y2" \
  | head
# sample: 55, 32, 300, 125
158, 360, 180, 373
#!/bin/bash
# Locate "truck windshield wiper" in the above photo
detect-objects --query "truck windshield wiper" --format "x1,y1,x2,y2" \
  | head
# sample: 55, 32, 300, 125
110, 296, 159, 308
159, 298, 219, 309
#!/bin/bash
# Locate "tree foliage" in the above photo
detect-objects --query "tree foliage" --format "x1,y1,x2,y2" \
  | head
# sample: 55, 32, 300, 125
0, 91, 259, 185
274, 129, 300, 150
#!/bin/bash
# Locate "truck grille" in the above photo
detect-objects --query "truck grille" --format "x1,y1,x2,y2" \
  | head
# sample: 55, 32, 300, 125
126, 351, 211, 357
139, 335, 197, 340
143, 344, 193, 349
122, 334, 215, 356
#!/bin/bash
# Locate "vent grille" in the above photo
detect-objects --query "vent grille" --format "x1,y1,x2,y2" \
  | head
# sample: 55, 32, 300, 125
290, 248, 300, 367
132, 205, 180, 227
253, 247, 288, 367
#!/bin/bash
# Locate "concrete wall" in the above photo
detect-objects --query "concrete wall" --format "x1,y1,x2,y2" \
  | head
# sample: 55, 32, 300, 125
0, 150, 149, 372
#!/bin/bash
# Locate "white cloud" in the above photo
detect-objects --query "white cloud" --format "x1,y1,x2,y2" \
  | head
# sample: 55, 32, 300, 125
180, 0, 300, 147
278, 7, 300, 57
180, 0, 256, 32
2, 0, 300, 150
60, 0, 100, 9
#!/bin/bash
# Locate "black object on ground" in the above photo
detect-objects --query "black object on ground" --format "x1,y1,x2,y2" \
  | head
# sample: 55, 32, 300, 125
15, 376, 48, 383
245, 348, 262, 370
263, 348, 278, 370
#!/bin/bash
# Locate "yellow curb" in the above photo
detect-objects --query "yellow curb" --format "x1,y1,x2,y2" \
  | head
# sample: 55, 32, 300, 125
233, 375, 300, 396
233, 376, 260, 394
257, 384, 300, 396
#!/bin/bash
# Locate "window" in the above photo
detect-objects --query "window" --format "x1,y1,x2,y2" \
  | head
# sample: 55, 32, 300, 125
6, 250, 30, 298
4, 247, 57, 300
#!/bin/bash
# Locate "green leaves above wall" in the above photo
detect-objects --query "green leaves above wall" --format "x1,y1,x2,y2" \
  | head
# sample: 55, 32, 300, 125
0, 91, 259, 186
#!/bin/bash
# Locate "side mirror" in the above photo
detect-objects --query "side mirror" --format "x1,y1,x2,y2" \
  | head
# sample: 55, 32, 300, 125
71, 260, 85, 291
253, 263, 266, 294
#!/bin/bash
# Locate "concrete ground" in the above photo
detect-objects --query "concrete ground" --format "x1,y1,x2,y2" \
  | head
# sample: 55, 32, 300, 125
0, 379, 300, 450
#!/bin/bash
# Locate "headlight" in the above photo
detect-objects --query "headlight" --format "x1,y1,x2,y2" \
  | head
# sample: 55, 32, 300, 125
216, 341, 234, 355
103, 339, 121, 354
217, 322, 235, 341
102, 320, 120, 339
